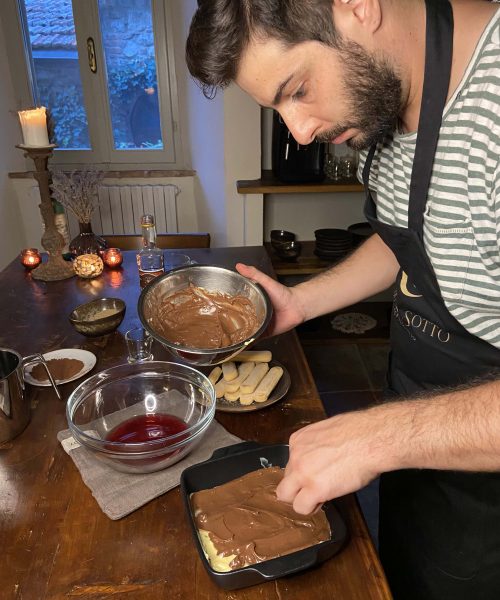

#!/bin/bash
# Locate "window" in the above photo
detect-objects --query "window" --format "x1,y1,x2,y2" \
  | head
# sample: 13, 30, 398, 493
5, 0, 181, 167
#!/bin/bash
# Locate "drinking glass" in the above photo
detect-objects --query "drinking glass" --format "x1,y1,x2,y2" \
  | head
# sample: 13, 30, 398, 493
125, 327, 153, 363
164, 252, 194, 273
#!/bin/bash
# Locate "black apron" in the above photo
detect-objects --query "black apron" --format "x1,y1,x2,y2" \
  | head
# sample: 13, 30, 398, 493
362, 1, 500, 598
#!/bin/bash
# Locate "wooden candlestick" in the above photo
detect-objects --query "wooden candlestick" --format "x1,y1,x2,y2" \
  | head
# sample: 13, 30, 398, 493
16, 144, 74, 281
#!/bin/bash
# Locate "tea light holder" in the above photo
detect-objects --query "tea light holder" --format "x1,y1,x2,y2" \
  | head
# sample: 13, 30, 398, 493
103, 248, 123, 268
74, 253, 104, 279
20, 248, 42, 270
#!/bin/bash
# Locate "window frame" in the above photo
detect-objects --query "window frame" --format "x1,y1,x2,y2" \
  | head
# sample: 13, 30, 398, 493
3, 0, 183, 169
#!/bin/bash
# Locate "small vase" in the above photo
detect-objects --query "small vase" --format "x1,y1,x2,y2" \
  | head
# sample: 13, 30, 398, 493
69, 222, 107, 257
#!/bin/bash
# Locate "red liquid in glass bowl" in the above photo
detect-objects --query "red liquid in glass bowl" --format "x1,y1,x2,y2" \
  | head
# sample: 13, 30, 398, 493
104, 414, 190, 466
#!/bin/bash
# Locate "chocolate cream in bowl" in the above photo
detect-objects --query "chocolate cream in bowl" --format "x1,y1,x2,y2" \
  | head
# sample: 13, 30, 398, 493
191, 467, 331, 572
155, 285, 259, 349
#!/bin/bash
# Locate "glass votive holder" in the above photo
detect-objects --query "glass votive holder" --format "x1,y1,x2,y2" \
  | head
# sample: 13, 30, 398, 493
103, 248, 123, 268
73, 253, 104, 279
326, 156, 342, 181
164, 252, 194, 273
125, 327, 153, 363
20, 248, 42, 270
340, 154, 358, 180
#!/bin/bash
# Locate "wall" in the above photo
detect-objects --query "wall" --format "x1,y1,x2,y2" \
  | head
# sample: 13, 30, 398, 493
12, 175, 198, 248
172, 0, 261, 248
261, 108, 365, 241
0, 19, 27, 270
264, 192, 365, 241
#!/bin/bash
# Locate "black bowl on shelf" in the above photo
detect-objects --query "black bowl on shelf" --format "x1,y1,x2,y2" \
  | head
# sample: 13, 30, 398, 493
347, 222, 373, 246
273, 240, 302, 261
314, 228, 353, 243
270, 230, 296, 251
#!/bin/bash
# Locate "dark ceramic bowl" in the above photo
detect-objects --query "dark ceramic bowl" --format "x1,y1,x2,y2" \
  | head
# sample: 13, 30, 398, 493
181, 441, 348, 590
273, 240, 302, 261
314, 228, 353, 242
347, 222, 374, 246
69, 297, 126, 337
270, 230, 296, 251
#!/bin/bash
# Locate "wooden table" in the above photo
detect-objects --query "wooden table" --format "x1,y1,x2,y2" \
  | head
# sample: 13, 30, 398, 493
0, 247, 391, 600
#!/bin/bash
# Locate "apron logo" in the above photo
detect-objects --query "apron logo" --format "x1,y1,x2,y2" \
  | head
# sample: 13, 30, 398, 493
400, 271, 422, 298
403, 310, 451, 343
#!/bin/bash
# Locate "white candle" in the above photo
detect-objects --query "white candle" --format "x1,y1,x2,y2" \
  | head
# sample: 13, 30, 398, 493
18, 107, 50, 147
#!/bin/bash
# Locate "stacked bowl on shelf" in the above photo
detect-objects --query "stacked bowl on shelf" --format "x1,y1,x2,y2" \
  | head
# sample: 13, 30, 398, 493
314, 229, 354, 262
347, 222, 374, 247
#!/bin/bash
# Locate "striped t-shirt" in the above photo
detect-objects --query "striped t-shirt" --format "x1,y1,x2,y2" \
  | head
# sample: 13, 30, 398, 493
360, 9, 500, 348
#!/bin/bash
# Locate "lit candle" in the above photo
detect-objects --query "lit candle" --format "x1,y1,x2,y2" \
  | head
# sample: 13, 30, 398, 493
103, 248, 123, 268
18, 107, 50, 147
20, 248, 42, 270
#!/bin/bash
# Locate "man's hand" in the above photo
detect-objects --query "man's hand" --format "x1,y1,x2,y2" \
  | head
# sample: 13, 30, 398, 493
276, 378, 500, 514
276, 408, 396, 514
236, 263, 307, 336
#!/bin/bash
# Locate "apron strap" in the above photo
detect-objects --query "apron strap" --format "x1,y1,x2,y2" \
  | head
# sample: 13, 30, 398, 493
363, 0, 454, 238
408, 0, 454, 236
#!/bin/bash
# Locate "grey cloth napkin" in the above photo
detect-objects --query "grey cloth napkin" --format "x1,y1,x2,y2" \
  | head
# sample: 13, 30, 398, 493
57, 420, 242, 520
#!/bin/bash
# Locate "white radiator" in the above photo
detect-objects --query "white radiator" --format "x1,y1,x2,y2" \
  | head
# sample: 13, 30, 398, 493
65, 183, 180, 239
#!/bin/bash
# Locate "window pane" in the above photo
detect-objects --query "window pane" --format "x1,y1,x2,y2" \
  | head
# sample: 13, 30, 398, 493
98, 0, 163, 150
23, 0, 91, 150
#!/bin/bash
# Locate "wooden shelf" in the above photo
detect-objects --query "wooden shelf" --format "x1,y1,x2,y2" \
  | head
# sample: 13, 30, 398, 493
237, 170, 363, 194
265, 241, 342, 276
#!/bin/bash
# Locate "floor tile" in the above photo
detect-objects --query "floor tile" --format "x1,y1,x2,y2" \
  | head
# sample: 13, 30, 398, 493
302, 343, 372, 393
357, 343, 391, 391
357, 479, 380, 547
319, 390, 378, 417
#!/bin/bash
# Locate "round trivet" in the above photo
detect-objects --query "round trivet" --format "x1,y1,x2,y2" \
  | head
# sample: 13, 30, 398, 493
330, 312, 377, 335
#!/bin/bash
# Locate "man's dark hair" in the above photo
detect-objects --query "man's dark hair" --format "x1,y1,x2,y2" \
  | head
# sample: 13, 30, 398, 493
186, 0, 339, 99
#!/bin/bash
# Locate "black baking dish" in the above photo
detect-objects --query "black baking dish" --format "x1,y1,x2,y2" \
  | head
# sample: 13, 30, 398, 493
180, 441, 348, 590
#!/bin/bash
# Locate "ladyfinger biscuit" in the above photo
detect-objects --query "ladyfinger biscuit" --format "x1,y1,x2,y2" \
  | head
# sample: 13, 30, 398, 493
253, 366, 284, 403
214, 379, 226, 399
222, 361, 238, 382
234, 350, 272, 363
240, 363, 269, 395
225, 361, 256, 393
224, 389, 241, 402
208, 366, 222, 385
239, 393, 255, 406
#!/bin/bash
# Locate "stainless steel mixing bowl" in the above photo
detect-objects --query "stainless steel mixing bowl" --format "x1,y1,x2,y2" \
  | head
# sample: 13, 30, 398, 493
137, 265, 273, 366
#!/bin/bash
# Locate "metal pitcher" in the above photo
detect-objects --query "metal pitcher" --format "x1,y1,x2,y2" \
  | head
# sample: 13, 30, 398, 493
0, 348, 60, 443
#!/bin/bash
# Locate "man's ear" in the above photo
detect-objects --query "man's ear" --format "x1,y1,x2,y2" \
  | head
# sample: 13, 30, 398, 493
333, 0, 382, 37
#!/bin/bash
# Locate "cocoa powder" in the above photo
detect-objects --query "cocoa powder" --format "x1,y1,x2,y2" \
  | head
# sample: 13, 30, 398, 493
31, 358, 84, 382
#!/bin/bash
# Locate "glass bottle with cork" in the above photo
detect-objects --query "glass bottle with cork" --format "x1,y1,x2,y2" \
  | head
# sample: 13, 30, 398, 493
136, 214, 164, 287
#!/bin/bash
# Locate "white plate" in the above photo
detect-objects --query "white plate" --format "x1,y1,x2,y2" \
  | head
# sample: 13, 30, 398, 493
24, 349, 97, 386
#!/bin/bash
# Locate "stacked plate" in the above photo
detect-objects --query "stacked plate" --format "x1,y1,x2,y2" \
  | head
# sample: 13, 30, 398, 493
347, 222, 373, 247
314, 229, 354, 261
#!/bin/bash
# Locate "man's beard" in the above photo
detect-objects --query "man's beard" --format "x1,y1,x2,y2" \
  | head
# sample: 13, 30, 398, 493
316, 40, 402, 150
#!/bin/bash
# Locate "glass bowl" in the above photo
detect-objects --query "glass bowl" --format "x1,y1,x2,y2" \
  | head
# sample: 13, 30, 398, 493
66, 361, 216, 473
69, 297, 126, 337
137, 265, 273, 366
